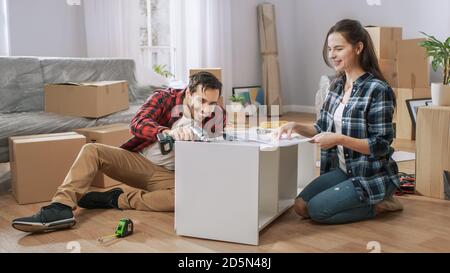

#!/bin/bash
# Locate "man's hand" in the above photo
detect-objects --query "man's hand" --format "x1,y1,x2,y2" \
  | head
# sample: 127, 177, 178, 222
311, 132, 343, 150
166, 126, 195, 141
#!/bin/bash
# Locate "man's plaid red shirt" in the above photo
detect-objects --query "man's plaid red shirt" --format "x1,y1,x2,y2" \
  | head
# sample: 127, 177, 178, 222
120, 88, 226, 152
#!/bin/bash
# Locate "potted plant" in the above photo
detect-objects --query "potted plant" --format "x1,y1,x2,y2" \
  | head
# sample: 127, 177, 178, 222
419, 32, 450, 106
153, 64, 174, 79
229, 95, 245, 112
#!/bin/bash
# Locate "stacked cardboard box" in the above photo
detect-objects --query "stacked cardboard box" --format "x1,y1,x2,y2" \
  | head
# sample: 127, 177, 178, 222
45, 81, 129, 118
395, 39, 430, 140
365, 26, 402, 88
75, 124, 132, 188
366, 26, 430, 140
366, 26, 402, 128
379, 59, 398, 91
397, 39, 430, 89
395, 87, 431, 140
9, 133, 86, 205
416, 106, 450, 200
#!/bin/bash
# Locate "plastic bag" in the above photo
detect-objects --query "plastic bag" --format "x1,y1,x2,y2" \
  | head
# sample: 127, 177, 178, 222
315, 75, 331, 119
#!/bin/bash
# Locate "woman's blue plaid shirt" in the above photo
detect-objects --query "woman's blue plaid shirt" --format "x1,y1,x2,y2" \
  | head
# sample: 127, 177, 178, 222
314, 72, 400, 205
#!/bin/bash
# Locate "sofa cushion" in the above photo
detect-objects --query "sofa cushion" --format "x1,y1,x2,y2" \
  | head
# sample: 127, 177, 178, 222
0, 57, 45, 113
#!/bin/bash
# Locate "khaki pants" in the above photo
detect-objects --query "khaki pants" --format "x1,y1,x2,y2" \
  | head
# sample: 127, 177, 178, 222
52, 143, 174, 212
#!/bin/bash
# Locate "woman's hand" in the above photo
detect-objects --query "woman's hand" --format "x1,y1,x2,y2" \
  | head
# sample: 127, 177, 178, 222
273, 122, 299, 139
312, 132, 343, 150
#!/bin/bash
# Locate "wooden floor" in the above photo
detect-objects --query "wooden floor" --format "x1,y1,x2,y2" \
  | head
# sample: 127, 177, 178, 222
1, 112, 449, 253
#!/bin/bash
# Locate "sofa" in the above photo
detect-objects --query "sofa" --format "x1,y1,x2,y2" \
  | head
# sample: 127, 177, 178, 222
0, 57, 159, 163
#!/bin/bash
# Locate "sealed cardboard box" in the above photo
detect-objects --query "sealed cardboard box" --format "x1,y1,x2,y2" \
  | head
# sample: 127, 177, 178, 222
9, 132, 86, 205
395, 87, 431, 140
365, 26, 402, 59
397, 39, 430, 88
416, 106, 450, 199
75, 124, 132, 188
189, 68, 222, 81
45, 81, 129, 118
379, 59, 398, 87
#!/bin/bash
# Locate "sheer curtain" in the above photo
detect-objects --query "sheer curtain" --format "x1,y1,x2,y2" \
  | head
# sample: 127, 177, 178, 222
0, 0, 9, 56
172, 0, 233, 101
83, 0, 167, 86
84, 0, 233, 94
84, 0, 140, 58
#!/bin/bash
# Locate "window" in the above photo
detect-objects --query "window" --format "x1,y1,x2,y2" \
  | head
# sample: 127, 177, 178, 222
138, 0, 175, 78
0, 0, 9, 56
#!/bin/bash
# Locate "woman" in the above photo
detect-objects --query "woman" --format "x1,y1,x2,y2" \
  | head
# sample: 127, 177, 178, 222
277, 19, 403, 224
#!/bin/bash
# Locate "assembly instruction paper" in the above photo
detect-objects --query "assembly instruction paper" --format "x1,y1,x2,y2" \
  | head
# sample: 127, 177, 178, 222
226, 128, 313, 149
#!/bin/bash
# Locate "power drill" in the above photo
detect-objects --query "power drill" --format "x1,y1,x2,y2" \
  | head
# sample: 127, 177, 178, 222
156, 127, 210, 155
157, 132, 175, 155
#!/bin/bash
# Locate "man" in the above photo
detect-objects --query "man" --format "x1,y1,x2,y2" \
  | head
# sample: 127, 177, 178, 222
12, 72, 225, 233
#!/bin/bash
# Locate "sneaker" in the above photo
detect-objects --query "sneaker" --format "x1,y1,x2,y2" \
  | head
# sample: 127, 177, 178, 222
12, 203, 75, 233
77, 188, 123, 210
376, 195, 404, 213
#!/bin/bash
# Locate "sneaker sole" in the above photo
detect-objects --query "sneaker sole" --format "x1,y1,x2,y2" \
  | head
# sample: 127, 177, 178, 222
12, 218, 76, 233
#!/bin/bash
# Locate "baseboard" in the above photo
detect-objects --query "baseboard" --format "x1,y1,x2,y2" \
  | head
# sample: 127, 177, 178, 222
282, 105, 316, 114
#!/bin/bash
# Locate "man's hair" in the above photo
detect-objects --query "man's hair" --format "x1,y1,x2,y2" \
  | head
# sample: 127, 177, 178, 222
188, 71, 222, 95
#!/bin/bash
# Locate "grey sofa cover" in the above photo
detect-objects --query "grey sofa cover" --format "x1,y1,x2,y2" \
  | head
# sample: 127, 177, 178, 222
0, 57, 158, 163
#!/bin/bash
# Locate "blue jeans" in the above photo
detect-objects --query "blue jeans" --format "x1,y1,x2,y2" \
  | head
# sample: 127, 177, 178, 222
298, 168, 397, 224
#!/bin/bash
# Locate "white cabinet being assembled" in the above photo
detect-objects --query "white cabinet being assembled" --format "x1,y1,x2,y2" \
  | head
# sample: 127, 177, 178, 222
175, 140, 308, 245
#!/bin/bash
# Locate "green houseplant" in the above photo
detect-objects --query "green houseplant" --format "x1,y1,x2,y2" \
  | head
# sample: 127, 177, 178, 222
419, 32, 450, 106
153, 64, 174, 79
229, 94, 245, 112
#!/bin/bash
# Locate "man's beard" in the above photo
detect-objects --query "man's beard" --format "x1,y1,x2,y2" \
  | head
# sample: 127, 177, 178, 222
186, 103, 204, 126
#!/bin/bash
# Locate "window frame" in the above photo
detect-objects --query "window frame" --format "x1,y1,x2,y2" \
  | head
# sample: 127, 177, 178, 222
139, 0, 177, 78
0, 0, 10, 56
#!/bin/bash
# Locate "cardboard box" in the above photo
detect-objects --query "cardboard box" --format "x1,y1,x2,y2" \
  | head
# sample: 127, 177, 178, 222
9, 133, 86, 205
45, 81, 129, 118
365, 26, 402, 59
379, 59, 398, 87
416, 106, 450, 199
75, 124, 132, 188
189, 68, 222, 82
397, 39, 430, 88
395, 87, 431, 140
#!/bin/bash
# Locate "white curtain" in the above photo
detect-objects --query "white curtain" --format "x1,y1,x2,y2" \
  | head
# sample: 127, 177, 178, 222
84, 0, 139, 58
172, 0, 233, 102
0, 0, 9, 56
83, 0, 166, 86
84, 0, 233, 92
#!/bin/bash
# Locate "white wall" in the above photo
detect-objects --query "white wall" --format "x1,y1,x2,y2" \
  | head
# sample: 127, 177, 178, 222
8, 0, 87, 57
231, 0, 450, 109
230, 0, 301, 108
5, 0, 449, 108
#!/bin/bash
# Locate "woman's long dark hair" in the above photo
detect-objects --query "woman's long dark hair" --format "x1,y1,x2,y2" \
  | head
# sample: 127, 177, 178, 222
323, 19, 387, 84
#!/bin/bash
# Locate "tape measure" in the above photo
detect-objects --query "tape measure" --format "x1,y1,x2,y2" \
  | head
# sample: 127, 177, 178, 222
97, 218, 134, 243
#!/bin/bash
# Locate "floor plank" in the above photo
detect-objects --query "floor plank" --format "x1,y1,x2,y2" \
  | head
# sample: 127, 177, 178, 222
0, 112, 448, 253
